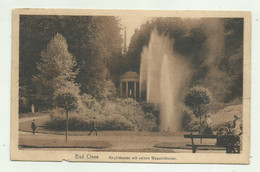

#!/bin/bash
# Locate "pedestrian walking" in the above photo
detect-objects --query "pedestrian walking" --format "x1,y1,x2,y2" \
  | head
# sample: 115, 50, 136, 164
88, 117, 98, 136
31, 104, 35, 113
31, 119, 37, 135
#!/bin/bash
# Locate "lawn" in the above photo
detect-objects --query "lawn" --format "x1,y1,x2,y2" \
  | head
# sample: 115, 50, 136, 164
18, 107, 237, 152
19, 134, 112, 149
19, 111, 50, 118
19, 129, 226, 153
19, 113, 190, 151
211, 104, 242, 130
19, 115, 53, 134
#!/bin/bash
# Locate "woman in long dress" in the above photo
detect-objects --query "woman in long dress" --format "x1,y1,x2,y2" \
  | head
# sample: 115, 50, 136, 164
200, 113, 213, 134
232, 115, 242, 135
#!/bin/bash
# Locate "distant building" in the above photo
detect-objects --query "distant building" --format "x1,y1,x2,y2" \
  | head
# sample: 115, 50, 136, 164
119, 71, 140, 101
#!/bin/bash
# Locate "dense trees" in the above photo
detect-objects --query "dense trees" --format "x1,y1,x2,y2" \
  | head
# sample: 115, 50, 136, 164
19, 16, 123, 112
122, 18, 243, 103
19, 16, 243, 113
18, 15, 244, 134
222, 19, 243, 101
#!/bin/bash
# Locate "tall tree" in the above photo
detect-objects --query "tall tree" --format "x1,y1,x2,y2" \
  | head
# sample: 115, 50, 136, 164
184, 86, 212, 137
55, 81, 80, 142
74, 16, 123, 98
19, 15, 123, 106
33, 33, 78, 109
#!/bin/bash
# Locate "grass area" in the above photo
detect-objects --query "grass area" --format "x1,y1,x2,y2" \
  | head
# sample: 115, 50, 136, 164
18, 104, 242, 152
19, 104, 242, 135
19, 111, 50, 118
19, 130, 187, 151
19, 112, 184, 136
19, 130, 227, 152
19, 134, 112, 148
211, 104, 242, 130
19, 117, 85, 136
19, 115, 51, 133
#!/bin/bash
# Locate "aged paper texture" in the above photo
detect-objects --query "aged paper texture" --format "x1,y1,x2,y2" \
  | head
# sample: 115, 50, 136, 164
11, 9, 251, 163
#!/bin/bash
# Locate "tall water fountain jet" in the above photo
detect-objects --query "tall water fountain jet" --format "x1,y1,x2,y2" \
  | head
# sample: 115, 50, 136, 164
140, 29, 191, 132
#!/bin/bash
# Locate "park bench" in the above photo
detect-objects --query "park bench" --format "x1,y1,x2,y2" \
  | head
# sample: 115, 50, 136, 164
184, 133, 240, 153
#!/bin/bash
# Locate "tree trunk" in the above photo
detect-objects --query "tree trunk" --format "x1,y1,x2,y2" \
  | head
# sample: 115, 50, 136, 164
66, 109, 69, 142
198, 106, 202, 144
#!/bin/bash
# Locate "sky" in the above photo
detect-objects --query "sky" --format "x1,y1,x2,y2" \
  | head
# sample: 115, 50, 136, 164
118, 15, 153, 48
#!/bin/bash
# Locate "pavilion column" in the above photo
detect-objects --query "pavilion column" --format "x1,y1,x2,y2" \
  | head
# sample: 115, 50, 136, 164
120, 82, 122, 95
134, 82, 137, 100
139, 82, 141, 102
126, 81, 128, 97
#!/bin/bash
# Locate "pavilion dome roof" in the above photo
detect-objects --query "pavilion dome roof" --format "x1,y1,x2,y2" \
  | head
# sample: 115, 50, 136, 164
120, 71, 139, 80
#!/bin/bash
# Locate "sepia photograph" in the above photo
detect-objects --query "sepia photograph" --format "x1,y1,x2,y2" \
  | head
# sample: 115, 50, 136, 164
11, 9, 251, 163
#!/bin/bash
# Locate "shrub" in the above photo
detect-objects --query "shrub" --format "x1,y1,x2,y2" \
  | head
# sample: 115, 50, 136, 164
79, 93, 102, 116
113, 98, 159, 131
80, 97, 158, 131
140, 102, 160, 126
19, 85, 31, 113
97, 114, 134, 131
181, 106, 200, 131
45, 109, 134, 131
45, 96, 159, 132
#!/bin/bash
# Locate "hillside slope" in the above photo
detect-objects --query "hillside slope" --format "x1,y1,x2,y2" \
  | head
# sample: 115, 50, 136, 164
211, 104, 242, 130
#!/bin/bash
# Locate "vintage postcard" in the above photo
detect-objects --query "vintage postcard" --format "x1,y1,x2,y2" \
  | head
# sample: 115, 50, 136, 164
11, 9, 251, 163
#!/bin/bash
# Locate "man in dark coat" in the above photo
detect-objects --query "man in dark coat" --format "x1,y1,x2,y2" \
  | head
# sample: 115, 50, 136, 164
88, 117, 98, 136
31, 119, 37, 135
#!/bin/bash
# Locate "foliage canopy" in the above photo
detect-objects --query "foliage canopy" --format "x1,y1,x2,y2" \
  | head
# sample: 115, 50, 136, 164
184, 86, 212, 109
33, 33, 79, 109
